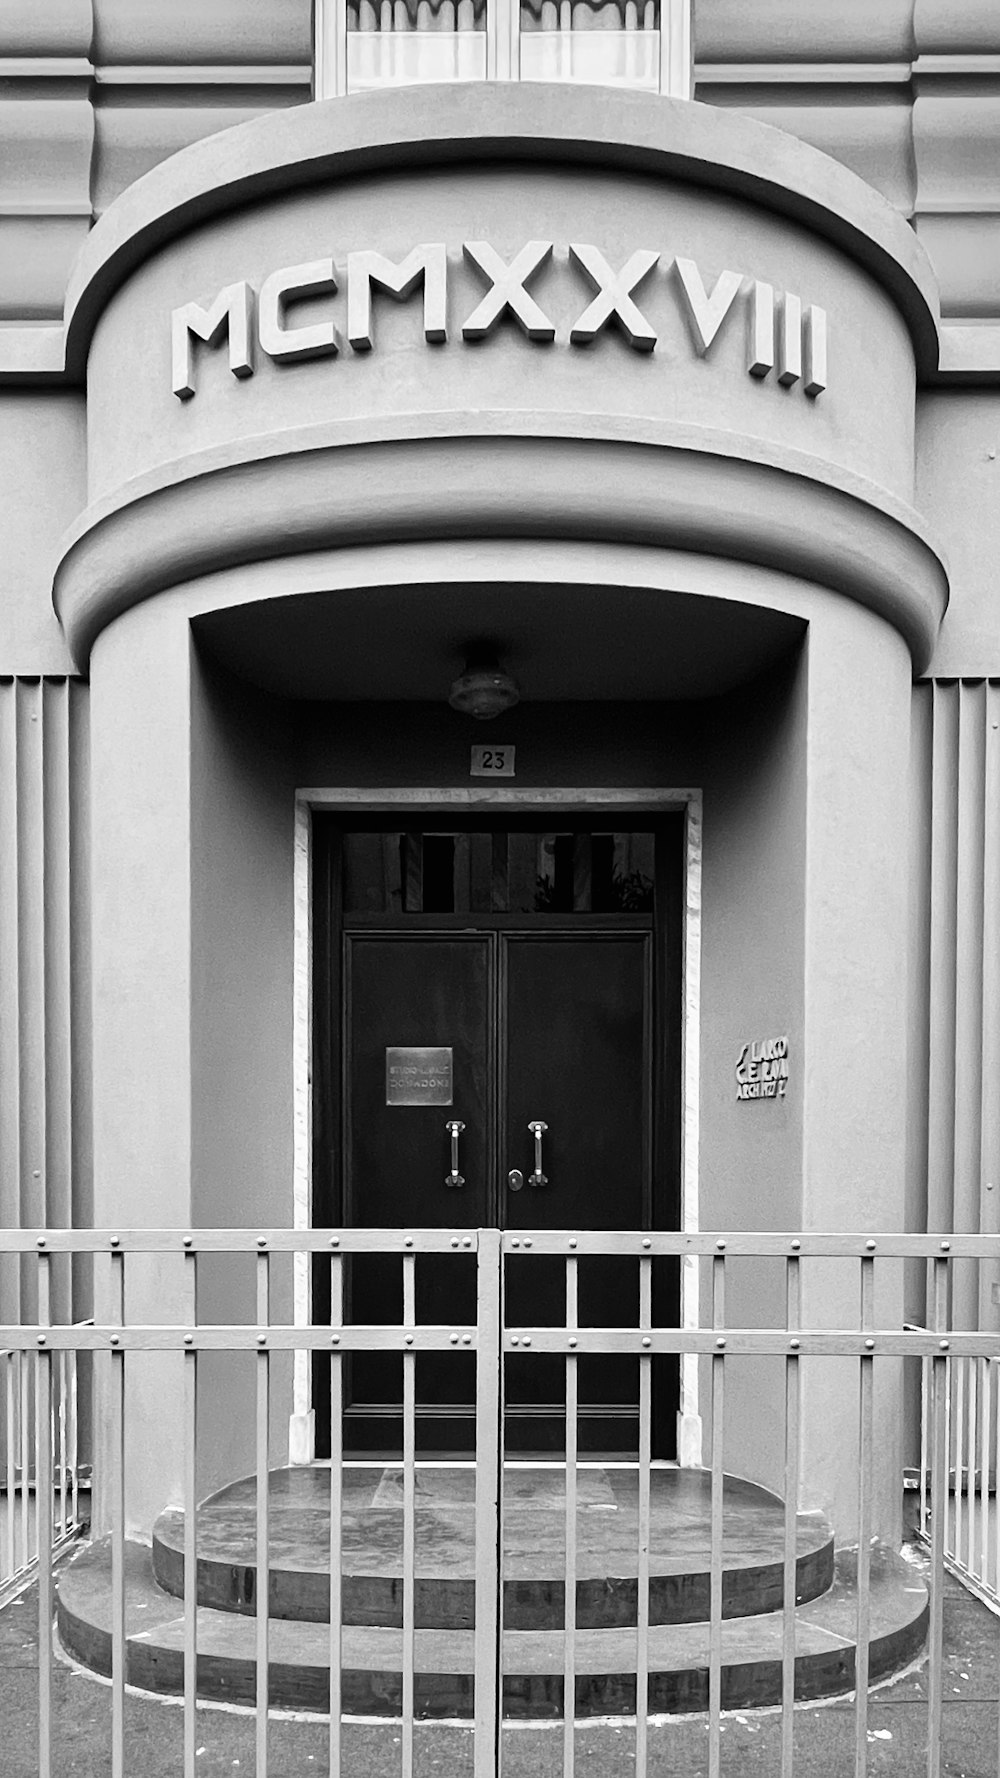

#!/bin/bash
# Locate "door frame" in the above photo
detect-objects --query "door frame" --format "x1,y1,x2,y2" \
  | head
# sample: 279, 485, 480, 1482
290, 786, 704, 1467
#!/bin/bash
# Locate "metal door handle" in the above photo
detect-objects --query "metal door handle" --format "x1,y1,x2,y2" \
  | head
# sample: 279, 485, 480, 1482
528, 1120, 548, 1188
445, 1120, 465, 1189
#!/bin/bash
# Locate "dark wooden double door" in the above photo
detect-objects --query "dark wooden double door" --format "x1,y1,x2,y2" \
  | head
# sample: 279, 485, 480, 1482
313, 820, 682, 1458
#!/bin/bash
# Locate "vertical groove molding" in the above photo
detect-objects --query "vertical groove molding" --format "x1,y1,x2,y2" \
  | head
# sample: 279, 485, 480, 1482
0, 678, 91, 1433
916, 679, 1000, 1333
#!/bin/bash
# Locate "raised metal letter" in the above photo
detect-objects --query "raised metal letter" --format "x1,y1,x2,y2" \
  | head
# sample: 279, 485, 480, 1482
347, 244, 447, 350
172, 282, 254, 400
673, 258, 743, 356
804, 305, 827, 398
778, 291, 802, 387
569, 244, 659, 352
258, 259, 340, 364
748, 280, 775, 379
462, 241, 555, 342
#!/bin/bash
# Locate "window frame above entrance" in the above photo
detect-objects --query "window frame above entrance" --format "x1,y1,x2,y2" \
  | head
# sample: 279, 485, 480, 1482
313, 0, 693, 98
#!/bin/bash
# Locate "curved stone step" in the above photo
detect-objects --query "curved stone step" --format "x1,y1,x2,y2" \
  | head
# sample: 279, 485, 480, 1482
151, 1465, 835, 1629
56, 1538, 928, 1718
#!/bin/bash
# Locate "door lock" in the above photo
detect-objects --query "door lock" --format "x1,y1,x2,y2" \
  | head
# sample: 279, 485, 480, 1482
528, 1121, 548, 1188
444, 1120, 466, 1189
507, 1168, 524, 1192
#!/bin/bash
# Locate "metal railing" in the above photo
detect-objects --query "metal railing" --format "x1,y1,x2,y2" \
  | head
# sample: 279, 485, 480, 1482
0, 1325, 89, 1609
0, 1228, 997, 1778
914, 1337, 1000, 1614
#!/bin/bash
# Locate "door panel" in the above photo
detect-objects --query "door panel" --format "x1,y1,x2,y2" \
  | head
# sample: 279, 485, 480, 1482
503, 933, 649, 1452
343, 935, 490, 1449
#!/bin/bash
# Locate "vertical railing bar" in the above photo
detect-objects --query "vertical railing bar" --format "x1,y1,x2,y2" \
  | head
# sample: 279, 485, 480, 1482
708, 1250, 726, 1778
967, 1356, 979, 1578
58, 1349, 67, 1538
563, 1254, 578, 1778
854, 1253, 875, 1778
37, 1249, 52, 1778
635, 1252, 652, 1778
183, 1245, 198, 1778
474, 1230, 502, 1778
110, 1246, 126, 1778
975, 1351, 982, 1593
781, 1251, 801, 1778
5, 1352, 15, 1580
329, 1249, 344, 1778
19, 1349, 30, 1574
402, 1249, 416, 1778
954, 1351, 964, 1571
256, 1249, 271, 1778
989, 1358, 996, 1600
927, 1256, 949, 1778
68, 1340, 79, 1536
920, 1350, 930, 1542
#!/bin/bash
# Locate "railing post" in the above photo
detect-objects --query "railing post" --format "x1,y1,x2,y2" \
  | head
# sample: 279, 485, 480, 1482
475, 1228, 503, 1778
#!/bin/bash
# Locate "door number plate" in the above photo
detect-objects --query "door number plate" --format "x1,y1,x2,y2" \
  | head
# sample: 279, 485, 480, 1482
470, 744, 515, 778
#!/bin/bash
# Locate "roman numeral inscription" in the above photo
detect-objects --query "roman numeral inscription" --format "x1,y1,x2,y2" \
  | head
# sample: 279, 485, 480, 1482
172, 243, 829, 400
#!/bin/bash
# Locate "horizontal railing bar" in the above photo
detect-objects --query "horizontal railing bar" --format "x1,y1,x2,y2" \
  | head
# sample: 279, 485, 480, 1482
0, 1325, 997, 1355
0, 1229, 998, 1257
0, 1326, 478, 1351
0, 1230, 480, 1254
505, 1232, 1000, 1258
507, 1331, 1000, 1357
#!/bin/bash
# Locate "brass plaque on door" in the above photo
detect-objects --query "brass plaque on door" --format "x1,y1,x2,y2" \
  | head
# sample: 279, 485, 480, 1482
385, 1047, 453, 1106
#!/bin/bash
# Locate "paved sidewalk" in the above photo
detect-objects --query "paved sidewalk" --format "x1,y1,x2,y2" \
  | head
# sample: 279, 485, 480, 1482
0, 1543, 997, 1777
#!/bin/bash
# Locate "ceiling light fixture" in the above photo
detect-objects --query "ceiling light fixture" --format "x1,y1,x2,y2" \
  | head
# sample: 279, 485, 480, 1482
448, 643, 520, 721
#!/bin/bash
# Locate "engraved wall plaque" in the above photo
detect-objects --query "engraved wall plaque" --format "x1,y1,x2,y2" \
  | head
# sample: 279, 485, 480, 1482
386, 1047, 453, 1106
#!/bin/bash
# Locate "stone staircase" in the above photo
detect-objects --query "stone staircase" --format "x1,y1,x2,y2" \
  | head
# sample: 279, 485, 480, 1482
56, 1464, 928, 1718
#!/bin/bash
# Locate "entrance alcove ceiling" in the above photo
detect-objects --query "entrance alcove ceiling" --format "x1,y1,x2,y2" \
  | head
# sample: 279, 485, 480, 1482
191, 580, 805, 703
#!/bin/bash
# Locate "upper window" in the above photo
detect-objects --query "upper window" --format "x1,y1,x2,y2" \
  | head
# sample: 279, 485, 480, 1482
314, 0, 691, 97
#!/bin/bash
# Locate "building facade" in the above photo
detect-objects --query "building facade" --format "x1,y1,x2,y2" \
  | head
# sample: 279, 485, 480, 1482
2, 0, 1000, 1569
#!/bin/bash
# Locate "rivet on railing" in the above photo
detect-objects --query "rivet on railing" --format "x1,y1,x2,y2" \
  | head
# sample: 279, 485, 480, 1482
330, 1237, 340, 1247
331, 1334, 340, 1345
184, 1335, 194, 1347
110, 1335, 120, 1346
940, 1241, 951, 1253
522, 1336, 531, 1346
569, 1337, 578, 1348
36, 1237, 46, 1250
451, 1238, 460, 1249
183, 1237, 193, 1249
789, 1339, 800, 1351
463, 1237, 473, 1249
569, 1239, 577, 1249
642, 1336, 652, 1349
37, 1335, 46, 1346
940, 1340, 950, 1351
642, 1238, 652, 1250
790, 1240, 801, 1252
511, 1239, 520, 1248
866, 1240, 876, 1252
405, 1238, 413, 1248
405, 1334, 414, 1345
257, 1334, 267, 1346
865, 1339, 875, 1351
110, 1237, 120, 1248
462, 1334, 472, 1345
523, 1239, 533, 1249
716, 1336, 726, 1349
257, 1237, 267, 1249
716, 1240, 726, 1252
450, 1334, 459, 1344
511, 1336, 520, 1346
